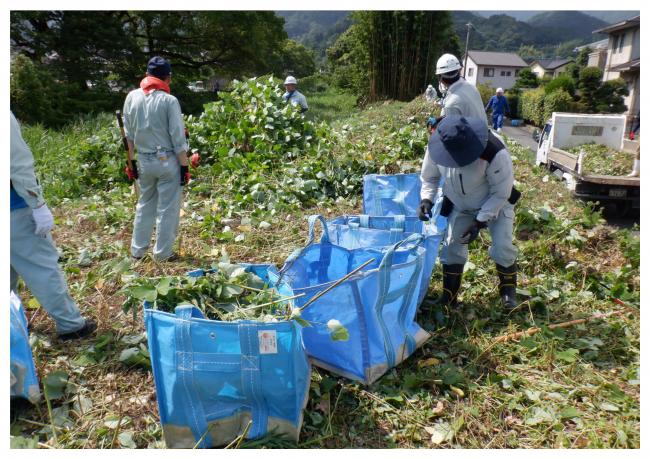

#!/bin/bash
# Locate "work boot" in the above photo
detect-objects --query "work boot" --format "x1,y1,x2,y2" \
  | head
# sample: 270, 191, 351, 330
58, 318, 97, 341
496, 263, 518, 310
422, 264, 464, 324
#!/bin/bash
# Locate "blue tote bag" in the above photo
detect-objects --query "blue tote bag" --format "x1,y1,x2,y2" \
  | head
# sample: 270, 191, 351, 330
10, 291, 40, 403
326, 214, 445, 306
144, 264, 310, 448
280, 216, 430, 384
362, 173, 422, 216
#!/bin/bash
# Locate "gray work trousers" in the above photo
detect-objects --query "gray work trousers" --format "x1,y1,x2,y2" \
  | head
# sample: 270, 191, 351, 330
440, 204, 518, 267
10, 207, 86, 333
131, 152, 182, 261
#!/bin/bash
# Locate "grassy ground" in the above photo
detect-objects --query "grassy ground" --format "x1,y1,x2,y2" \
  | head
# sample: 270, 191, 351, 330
10, 96, 639, 449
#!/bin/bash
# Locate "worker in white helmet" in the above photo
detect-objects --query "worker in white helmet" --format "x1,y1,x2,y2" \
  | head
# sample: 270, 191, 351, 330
435, 54, 485, 120
283, 76, 308, 113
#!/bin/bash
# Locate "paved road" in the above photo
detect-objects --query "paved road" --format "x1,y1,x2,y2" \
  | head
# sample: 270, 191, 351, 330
500, 125, 538, 152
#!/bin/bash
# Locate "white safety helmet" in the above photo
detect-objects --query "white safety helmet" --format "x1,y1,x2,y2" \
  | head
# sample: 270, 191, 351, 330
435, 54, 462, 75
496, 87, 504, 94
284, 76, 298, 85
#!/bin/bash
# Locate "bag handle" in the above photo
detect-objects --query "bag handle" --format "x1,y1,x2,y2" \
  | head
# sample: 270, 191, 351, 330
378, 233, 424, 272
307, 215, 330, 245
173, 304, 212, 448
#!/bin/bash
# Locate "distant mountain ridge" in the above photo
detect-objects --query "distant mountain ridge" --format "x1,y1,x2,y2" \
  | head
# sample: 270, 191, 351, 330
474, 10, 639, 24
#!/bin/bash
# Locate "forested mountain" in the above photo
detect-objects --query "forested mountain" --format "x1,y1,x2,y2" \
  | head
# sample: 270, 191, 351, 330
452, 11, 612, 58
277, 11, 352, 64
526, 11, 608, 42
475, 10, 638, 23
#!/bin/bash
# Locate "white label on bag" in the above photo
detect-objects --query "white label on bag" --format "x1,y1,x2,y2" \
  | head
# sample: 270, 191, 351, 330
258, 330, 278, 354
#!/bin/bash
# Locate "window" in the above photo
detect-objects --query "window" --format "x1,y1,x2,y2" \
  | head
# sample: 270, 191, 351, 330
612, 35, 619, 52
515, 69, 520, 76
468, 67, 474, 77
506, 71, 512, 76
618, 32, 625, 52
483, 67, 494, 77
500, 70, 506, 76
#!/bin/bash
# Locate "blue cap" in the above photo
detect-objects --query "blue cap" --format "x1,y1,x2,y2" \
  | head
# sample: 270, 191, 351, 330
146, 56, 171, 79
427, 116, 488, 168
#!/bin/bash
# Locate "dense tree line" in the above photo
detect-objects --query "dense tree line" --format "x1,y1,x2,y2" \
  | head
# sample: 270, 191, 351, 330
328, 11, 460, 102
11, 11, 316, 126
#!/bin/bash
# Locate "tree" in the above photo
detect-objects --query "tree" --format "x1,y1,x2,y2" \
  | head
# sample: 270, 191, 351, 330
275, 40, 317, 78
514, 68, 539, 90
578, 67, 628, 114
595, 79, 629, 113
544, 74, 576, 96
10, 11, 292, 124
328, 11, 460, 102
578, 66, 604, 112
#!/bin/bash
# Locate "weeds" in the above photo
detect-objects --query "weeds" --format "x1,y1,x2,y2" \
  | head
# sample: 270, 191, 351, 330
11, 93, 639, 449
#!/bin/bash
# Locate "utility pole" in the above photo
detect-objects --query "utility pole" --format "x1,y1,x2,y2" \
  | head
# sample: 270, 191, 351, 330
463, 22, 472, 78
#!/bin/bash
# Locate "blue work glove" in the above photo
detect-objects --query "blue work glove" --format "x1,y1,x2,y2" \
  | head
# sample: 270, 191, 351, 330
459, 219, 487, 244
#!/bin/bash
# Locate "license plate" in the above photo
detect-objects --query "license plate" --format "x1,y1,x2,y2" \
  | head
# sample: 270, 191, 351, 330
609, 189, 627, 198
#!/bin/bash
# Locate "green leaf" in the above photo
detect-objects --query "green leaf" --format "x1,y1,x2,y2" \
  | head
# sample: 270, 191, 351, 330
43, 370, 69, 400
330, 325, 349, 342
293, 316, 312, 328
10, 436, 40, 448
129, 285, 158, 302
119, 347, 151, 369
555, 348, 579, 363
560, 406, 580, 419
156, 277, 172, 296
599, 402, 620, 412
118, 430, 137, 448
525, 407, 556, 426
26, 298, 41, 310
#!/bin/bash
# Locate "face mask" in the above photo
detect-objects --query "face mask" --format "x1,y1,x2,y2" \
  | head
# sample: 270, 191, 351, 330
438, 82, 448, 97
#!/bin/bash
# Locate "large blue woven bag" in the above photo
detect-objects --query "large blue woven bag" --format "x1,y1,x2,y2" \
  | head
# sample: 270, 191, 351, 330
280, 216, 430, 384
327, 214, 445, 306
10, 291, 40, 403
362, 173, 422, 216
144, 265, 311, 448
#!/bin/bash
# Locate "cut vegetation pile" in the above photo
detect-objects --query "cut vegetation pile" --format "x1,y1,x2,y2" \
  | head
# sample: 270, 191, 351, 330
11, 84, 639, 449
567, 143, 635, 176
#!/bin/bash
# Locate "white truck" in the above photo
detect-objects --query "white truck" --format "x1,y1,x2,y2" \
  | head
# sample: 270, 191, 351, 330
535, 113, 640, 217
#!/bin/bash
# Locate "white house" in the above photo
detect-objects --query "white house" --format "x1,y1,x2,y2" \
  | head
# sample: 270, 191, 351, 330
593, 15, 640, 129
575, 39, 609, 71
463, 51, 528, 90
529, 58, 574, 79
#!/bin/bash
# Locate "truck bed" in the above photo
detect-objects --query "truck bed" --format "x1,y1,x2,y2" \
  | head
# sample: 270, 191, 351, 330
548, 147, 639, 186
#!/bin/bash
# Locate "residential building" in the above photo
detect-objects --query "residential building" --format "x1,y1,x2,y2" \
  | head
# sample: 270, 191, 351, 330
593, 15, 640, 128
463, 51, 528, 90
529, 58, 574, 79
575, 39, 609, 71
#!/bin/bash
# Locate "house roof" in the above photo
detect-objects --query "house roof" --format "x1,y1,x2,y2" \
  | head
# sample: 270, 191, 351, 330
530, 58, 574, 70
574, 39, 609, 53
593, 15, 640, 34
610, 59, 640, 72
466, 51, 528, 68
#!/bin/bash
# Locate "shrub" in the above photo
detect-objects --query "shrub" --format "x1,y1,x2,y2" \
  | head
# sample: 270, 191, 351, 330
513, 68, 539, 90
505, 93, 519, 118
476, 83, 493, 106
519, 88, 546, 126
543, 90, 572, 123
10, 55, 68, 127
544, 74, 576, 96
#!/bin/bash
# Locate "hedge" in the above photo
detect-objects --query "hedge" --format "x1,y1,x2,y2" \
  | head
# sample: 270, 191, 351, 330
518, 88, 571, 126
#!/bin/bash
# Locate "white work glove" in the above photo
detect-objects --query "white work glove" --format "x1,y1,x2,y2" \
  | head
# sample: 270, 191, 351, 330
32, 204, 55, 236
